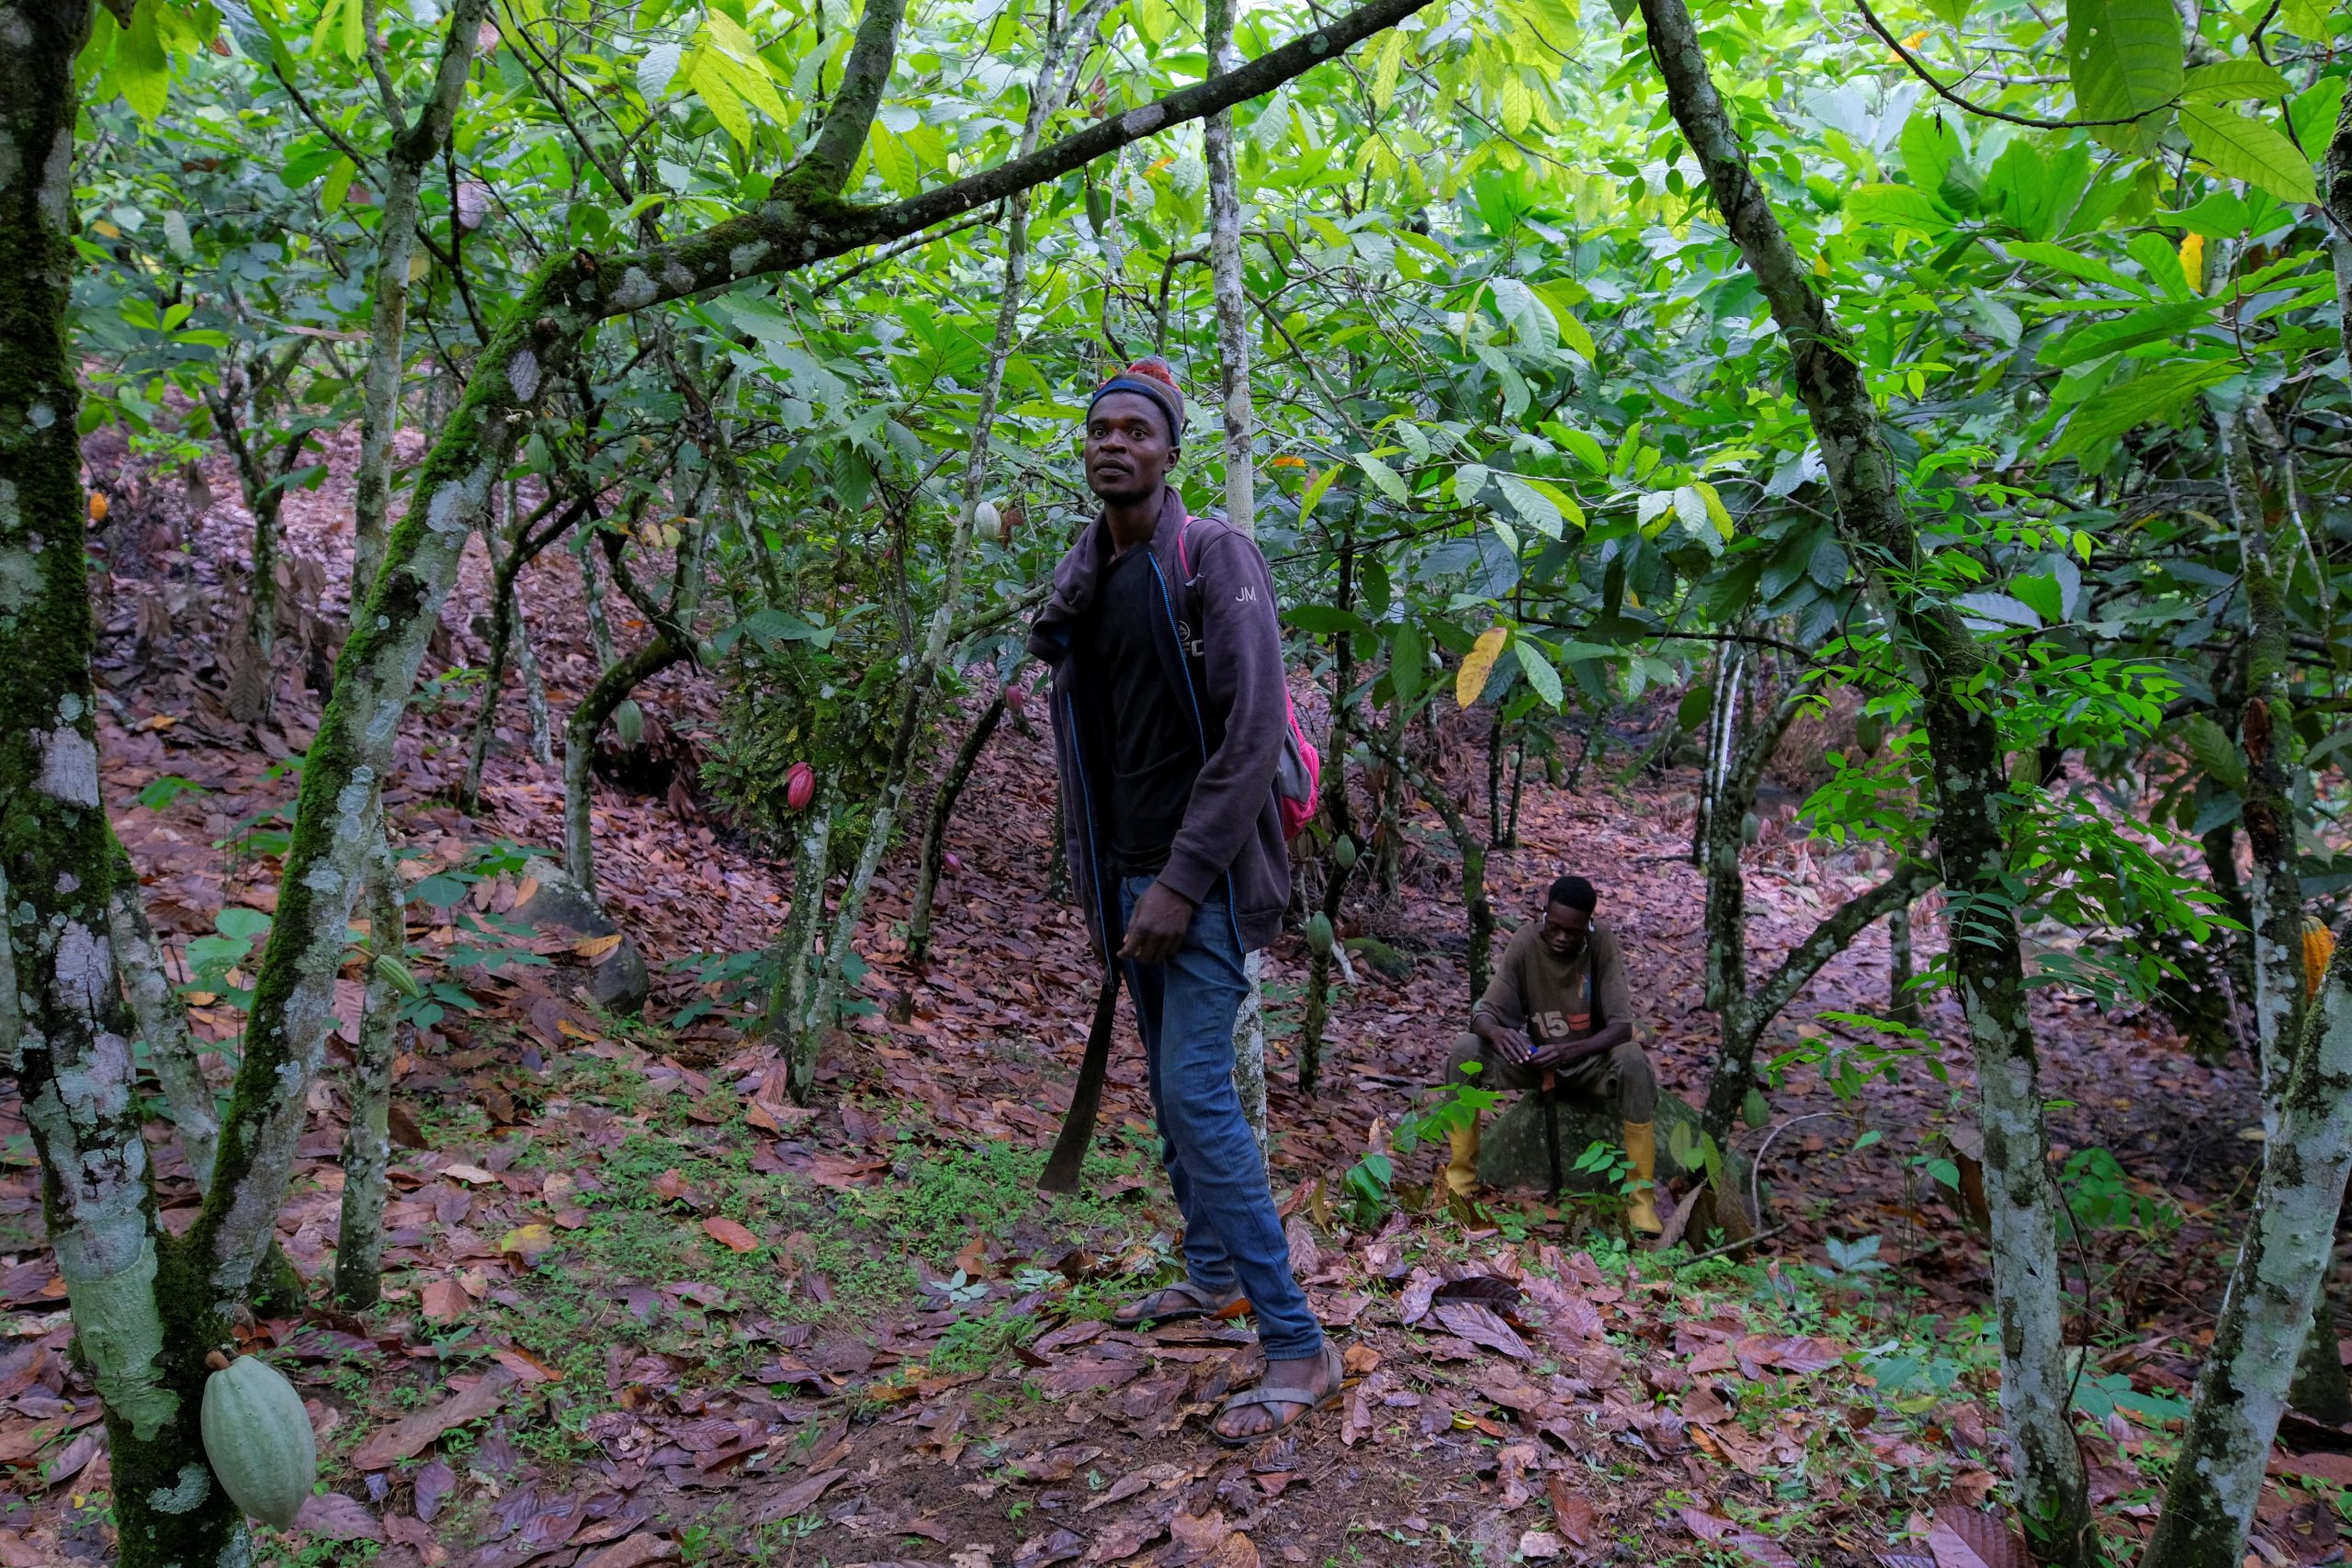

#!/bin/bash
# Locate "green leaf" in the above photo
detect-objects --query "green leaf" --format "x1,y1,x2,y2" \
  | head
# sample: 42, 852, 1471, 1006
118, 0, 171, 119
638, 40, 684, 98
1496, 474, 1564, 538
2177, 102, 2318, 204
2278, 0, 2331, 37
1556, 426, 1606, 475
2182, 714, 2248, 793
1513, 640, 1563, 709
2181, 60, 2290, 101
2011, 572, 2065, 625
1390, 621, 1426, 708
1844, 184, 1951, 232
2046, 358, 2234, 462
2065, 0, 2182, 153
320, 154, 356, 212
1357, 453, 1408, 502
2037, 299, 2214, 367
1283, 604, 1370, 636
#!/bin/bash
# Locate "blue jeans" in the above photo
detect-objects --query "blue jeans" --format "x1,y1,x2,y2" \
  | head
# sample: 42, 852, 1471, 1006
1117, 874, 1323, 1362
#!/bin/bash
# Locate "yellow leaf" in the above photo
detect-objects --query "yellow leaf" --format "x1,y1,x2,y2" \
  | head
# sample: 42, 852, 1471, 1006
574, 931, 623, 961
1456, 625, 1510, 708
2178, 231, 2204, 295
1813, 253, 1830, 277
499, 1224, 555, 1259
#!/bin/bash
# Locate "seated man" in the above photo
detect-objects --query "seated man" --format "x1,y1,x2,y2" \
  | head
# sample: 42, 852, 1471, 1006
1442, 874, 1662, 1234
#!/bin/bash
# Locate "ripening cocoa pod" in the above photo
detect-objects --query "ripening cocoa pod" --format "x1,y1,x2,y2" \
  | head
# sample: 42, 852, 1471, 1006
88, 491, 108, 523
786, 761, 817, 811
1000, 500, 1024, 546
1004, 683, 1027, 716
1305, 912, 1335, 952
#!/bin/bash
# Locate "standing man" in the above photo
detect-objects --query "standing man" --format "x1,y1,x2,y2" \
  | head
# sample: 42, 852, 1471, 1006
1441, 874, 1663, 1235
1030, 356, 1339, 1443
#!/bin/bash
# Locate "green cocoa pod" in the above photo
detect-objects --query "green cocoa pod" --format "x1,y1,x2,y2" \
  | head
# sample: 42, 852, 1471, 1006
1741, 811, 1762, 845
614, 698, 645, 750
1331, 836, 1359, 871
1305, 912, 1335, 952
200, 1355, 317, 1529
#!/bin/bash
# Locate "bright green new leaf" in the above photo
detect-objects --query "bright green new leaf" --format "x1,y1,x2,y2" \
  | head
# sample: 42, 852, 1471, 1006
1297, 465, 1342, 526
2278, 0, 2330, 36
1556, 427, 1606, 475
118, 0, 171, 119
2065, 0, 2182, 154
1372, 28, 1407, 111
2177, 102, 2317, 204
697, 64, 754, 148
1693, 480, 1734, 538
1513, 640, 1564, 708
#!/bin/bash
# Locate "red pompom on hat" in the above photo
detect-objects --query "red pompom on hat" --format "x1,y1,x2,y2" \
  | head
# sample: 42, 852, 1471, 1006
1087, 354, 1186, 438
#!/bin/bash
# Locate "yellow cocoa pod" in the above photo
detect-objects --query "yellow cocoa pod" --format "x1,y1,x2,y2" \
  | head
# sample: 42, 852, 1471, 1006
2304, 916, 2335, 1001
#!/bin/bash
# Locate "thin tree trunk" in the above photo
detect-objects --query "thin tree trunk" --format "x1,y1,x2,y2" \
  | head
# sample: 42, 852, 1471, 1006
1203, 0, 1270, 1145
1301, 500, 1363, 1094
107, 839, 220, 1187
907, 694, 1006, 970
352, 0, 494, 595
2145, 931, 2352, 1566
563, 636, 684, 894
463, 493, 582, 810
334, 835, 404, 1308
0, 10, 242, 1562
788, 2, 1102, 1089
1400, 755, 1490, 1004
1888, 899, 1920, 1027
514, 591, 554, 763
1633, 0, 2091, 1552
770, 771, 837, 1103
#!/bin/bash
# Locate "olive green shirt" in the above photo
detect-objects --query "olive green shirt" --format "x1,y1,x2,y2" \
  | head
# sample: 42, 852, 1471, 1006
1472, 918, 1636, 1044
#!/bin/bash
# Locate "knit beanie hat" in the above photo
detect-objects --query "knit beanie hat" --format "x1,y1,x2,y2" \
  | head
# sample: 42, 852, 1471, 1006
1086, 355, 1185, 441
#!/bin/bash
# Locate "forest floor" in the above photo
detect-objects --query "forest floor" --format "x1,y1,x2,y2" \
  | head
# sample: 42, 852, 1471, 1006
3, 438, 2346, 1567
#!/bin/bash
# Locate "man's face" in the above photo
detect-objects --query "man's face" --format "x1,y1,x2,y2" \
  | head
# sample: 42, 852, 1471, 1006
1540, 901, 1591, 962
1083, 391, 1177, 503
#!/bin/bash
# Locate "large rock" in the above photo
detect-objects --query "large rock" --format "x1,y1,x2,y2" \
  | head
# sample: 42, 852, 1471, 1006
1477, 1089, 1763, 1237
513, 856, 650, 1014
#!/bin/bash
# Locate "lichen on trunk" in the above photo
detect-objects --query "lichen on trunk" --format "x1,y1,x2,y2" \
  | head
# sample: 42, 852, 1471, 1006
335, 837, 407, 1308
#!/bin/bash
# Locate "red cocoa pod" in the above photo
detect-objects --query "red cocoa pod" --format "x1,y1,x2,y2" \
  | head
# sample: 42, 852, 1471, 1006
786, 761, 816, 811
1004, 683, 1027, 716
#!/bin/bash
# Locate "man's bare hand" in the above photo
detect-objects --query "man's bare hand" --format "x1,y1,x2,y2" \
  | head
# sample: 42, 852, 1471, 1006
1482, 1024, 1534, 1066
1119, 881, 1196, 964
1528, 1038, 1592, 1071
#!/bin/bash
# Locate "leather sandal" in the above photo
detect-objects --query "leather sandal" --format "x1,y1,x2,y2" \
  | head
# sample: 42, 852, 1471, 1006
1110, 1280, 1247, 1328
1210, 1341, 1345, 1446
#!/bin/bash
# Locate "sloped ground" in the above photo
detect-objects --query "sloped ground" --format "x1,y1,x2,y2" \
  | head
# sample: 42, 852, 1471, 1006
0, 434, 2326, 1566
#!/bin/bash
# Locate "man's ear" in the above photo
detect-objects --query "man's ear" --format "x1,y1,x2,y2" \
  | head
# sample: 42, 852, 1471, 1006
1166, 442, 1181, 465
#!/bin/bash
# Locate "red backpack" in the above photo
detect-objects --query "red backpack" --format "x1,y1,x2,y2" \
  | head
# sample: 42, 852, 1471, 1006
1174, 513, 1321, 840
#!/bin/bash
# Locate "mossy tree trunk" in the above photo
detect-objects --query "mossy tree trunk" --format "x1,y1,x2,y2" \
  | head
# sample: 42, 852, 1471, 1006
2145, 926, 2352, 1567
0, 8, 243, 1561
350, 0, 494, 596
1633, 0, 2092, 1554
334, 835, 406, 1309
107, 837, 220, 1188
1299, 495, 1363, 1096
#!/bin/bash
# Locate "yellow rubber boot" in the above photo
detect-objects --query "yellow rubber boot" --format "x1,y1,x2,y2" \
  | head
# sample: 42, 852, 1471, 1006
1623, 1121, 1663, 1235
1444, 1114, 1482, 1199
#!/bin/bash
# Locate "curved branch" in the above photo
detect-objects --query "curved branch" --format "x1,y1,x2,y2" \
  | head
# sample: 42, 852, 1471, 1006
1850, 0, 2165, 130
580, 0, 1437, 317
1747, 859, 1940, 1032
789, 0, 911, 197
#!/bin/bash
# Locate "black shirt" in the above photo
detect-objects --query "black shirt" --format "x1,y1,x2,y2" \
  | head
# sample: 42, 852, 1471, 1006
1088, 544, 1201, 877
